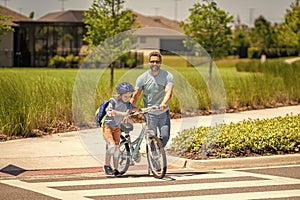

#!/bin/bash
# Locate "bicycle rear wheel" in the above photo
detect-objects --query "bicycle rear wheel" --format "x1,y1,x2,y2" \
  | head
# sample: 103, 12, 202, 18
146, 135, 167, 179
118, 139, 130, 175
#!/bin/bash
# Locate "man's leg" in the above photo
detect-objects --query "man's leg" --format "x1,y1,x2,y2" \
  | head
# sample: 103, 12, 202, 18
144, 113, 158, 136
158, 111, 170, 147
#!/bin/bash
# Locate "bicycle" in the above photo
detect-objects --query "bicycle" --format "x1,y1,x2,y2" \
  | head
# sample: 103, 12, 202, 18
117, 106, 167, 179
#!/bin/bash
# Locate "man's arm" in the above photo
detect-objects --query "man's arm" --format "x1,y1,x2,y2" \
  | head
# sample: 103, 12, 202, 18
160, 84, 174, 111
130, 89, 142, 106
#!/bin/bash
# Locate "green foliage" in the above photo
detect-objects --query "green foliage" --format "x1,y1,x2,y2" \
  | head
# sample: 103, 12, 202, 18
251, 16, 275, 51
171, 114, 300, 158
65, 54, 80, 68
0, 69, 75, 137
180, 0, 233, 58
247, 47, 260, 58
83, 0, 136, 48
49, 55, 66, 68
49, 54, 81, 68
83, 0, 137, 90
283, 0, 300, 50
0, 11, 14, 40
1, 57, 300, 137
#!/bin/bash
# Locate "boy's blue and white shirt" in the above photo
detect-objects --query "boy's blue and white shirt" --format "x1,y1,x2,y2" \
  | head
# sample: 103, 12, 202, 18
103, 99, 135, 128
135, 69, 174, 115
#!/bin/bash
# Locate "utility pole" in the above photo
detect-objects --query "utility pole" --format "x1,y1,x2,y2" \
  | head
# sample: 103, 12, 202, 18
2, 0, 10, 7
58, 0, 67, 11
173, 0, 181, 21
249, 8, 255, 26
153, 7, 159, 16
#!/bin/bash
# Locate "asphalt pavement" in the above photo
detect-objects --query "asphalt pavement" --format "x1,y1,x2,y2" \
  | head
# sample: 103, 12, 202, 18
0, 105, 300, 177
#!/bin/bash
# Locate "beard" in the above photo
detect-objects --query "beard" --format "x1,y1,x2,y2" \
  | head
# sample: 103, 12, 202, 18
150, 64, 160, 72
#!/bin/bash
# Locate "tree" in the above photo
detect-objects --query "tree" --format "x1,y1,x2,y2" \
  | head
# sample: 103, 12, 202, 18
0, 12, 14, 41
180, 0, 233, 59
29, 11, 35, 19
180, 0, 233, 78
251, 16, 275, 53
83, 0, 136, 91
281, 0, 300, 51
232, 16, 250, 58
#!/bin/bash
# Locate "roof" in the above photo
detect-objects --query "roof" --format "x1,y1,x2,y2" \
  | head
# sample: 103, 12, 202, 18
37, 10, 85, 22
134, 12, 183, 33
134, 26, 184, 37
0, 5, 32, 25
37, 10, 183, 33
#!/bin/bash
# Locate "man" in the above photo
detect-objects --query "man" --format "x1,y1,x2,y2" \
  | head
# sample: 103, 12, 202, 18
131, 51, 174, 147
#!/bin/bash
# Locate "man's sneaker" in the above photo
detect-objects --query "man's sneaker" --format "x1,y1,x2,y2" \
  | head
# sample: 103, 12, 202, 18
113, 169, 122, 177
103, 165, 113, 175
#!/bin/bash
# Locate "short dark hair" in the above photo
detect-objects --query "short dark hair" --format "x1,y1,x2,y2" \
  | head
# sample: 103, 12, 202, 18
148, 51, 162, 62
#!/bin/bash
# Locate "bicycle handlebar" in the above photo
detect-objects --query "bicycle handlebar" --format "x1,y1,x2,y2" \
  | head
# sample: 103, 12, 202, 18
129, 106, 160, 116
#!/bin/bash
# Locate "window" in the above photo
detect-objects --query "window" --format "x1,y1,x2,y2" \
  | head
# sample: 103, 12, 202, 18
140, 36, 146, 43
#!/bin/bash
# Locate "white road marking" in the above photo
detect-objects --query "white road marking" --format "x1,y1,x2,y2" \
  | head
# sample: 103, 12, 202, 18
1, 165, 299, 200
141, 190, 300, 200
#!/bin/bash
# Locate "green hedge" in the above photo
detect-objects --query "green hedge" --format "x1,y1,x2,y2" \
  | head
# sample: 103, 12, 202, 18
170, 114, 300, 158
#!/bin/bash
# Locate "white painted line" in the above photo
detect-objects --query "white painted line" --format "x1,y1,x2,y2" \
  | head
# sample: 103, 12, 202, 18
141, 190, 300, 200
1, 167, 299, 200
0, 179, 90, 200
34, 170, 253, 187
66, 178, 300, 197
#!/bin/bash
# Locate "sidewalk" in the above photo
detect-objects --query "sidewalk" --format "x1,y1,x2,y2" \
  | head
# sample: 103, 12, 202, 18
0, 105, 300, 177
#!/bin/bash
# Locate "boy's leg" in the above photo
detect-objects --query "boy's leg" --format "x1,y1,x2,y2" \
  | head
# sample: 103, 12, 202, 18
102, 126, 115, 175
111, 128, 121, 170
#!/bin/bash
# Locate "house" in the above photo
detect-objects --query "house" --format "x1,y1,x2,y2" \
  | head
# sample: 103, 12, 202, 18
0, 5, 32, 67
0, 7, 187, 67
133, 14, 187, 55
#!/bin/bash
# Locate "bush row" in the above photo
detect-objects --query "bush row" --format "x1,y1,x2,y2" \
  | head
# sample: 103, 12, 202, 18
247, 47, 298, 59
170, 114, 300, 159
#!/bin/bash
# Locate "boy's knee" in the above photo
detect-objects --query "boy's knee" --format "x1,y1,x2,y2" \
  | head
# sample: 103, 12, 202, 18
113, 147, 120, 160
107, 143, 116, 156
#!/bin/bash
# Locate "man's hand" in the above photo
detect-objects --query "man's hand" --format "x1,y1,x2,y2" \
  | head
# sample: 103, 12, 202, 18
159, 103, 166, 111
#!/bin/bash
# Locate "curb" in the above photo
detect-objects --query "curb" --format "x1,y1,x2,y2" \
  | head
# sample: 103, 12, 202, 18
173, 154, 300, 170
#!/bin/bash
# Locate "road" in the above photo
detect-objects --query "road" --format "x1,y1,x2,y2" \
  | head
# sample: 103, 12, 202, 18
0, 164, 299, 200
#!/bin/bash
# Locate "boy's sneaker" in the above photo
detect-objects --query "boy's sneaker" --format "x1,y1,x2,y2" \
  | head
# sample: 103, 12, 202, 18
113, 169, 122, 177
103, 165, 113, 175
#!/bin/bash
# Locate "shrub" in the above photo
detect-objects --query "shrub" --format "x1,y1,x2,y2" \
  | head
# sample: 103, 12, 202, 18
170, 114, 300, 158
49, 55, 66, 68
248, 47, 260, 58
65, 54, 80, 68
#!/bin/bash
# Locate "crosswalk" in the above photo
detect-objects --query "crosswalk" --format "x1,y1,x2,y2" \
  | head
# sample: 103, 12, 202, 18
1, 165, 300, 200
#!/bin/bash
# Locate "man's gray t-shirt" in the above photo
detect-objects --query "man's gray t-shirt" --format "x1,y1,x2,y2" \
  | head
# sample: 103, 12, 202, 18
135, 69, 174, 114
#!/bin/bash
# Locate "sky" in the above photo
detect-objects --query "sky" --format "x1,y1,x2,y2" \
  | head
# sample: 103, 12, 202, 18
2, 0, 296, 26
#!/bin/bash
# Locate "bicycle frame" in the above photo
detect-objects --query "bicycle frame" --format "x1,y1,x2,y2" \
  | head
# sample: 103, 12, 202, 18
121, 122, 148, 158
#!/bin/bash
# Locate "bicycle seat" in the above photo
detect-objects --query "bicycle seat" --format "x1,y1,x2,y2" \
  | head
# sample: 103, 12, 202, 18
120, 122, 133, 132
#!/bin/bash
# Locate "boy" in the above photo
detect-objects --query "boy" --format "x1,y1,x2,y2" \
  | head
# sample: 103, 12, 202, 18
102, 82, 139, 176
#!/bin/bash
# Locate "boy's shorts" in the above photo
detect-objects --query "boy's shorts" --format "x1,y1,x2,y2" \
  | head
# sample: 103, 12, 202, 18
102, 125, 121, 145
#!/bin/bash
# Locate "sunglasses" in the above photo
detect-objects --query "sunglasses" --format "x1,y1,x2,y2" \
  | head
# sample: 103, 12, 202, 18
150, 60, 161, 64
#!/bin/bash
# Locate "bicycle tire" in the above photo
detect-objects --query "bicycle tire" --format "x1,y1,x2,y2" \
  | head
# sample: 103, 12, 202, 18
146, 135, 167, 179
118, 139, 131, 175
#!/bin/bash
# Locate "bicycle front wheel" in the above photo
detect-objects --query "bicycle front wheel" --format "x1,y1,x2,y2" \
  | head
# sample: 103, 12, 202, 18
146, 135, 167, 179
118, 139, 130, 175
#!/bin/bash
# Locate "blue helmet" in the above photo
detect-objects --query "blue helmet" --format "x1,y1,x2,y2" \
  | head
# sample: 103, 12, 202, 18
116, 82, 135, 94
